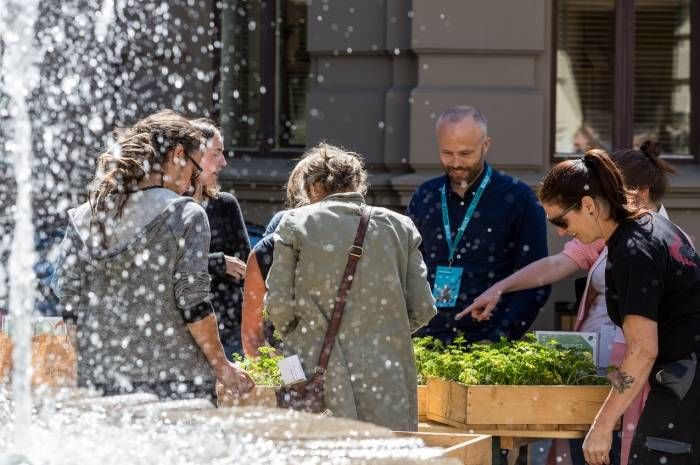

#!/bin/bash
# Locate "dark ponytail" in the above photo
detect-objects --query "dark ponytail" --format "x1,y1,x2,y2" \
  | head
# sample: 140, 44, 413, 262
611, 140, 676, 203
539, 148, 643, 223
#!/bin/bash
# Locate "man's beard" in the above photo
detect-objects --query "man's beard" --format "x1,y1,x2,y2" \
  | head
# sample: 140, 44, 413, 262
442, 147, 485, 188
444, 161, 484, 189
446, 167, 480, 186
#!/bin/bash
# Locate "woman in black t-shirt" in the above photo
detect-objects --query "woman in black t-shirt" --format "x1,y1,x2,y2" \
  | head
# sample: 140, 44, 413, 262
191, 119, 250, 359
539, 149, 700, 465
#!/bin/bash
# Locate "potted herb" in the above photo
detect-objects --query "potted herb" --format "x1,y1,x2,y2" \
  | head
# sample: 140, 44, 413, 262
414, 335, 610, 430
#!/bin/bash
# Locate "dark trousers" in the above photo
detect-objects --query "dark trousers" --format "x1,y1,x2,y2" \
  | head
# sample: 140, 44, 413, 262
569, 432, 622, 465
628, 356, 700, 465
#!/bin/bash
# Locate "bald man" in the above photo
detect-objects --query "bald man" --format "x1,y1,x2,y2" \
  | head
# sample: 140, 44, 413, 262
406, 105, 551, 344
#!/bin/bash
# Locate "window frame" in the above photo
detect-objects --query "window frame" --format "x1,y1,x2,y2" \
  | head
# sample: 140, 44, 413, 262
552, 0, 699, 162
215, 0, 308, 159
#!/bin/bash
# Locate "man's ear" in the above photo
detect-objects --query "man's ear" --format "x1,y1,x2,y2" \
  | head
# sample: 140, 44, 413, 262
482, 136, 492, 155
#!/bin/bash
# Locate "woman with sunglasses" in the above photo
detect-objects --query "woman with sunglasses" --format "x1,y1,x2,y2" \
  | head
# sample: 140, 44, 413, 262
458, 142, 679, 465
543, 150, 699, 465
467, 149, 699, 465
51, 110, 254, 402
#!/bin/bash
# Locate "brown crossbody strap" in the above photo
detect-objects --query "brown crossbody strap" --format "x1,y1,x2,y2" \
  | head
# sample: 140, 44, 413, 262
314, 205, 371, 377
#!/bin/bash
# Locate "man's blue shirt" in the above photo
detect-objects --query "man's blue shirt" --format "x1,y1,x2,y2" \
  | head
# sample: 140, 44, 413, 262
406, 163, 551, 344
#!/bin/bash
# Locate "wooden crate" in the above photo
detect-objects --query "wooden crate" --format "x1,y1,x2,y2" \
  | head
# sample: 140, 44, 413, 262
395, 431, 492, 465
220, 384, 429, 419
426, 377, 610, 432
217, 385, 277, 408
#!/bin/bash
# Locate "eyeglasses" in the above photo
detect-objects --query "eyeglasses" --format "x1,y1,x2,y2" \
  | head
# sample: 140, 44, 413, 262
547, 202, 579, 229
183, 151, 203, 180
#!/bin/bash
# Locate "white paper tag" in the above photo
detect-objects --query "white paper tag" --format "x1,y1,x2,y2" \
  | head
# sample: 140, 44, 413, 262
277, 355, 307, 386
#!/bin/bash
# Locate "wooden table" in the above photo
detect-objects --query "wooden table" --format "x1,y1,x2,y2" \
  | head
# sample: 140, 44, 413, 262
419, 421, 586, 465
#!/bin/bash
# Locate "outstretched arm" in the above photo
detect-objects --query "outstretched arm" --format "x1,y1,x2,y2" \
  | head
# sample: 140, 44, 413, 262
456, 252, 578, 321
470, 190, 552, 340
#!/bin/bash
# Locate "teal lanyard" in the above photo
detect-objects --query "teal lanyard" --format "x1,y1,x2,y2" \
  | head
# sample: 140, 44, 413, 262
440, 165, 492, 265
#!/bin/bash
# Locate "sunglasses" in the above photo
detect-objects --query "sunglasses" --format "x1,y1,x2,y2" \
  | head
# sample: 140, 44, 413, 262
547, 202, 579, 229
183, 151, 203, 180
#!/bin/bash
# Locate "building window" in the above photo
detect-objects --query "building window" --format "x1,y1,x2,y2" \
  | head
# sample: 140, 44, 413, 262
556, 0, 615, 155
555, 0, 694, 160
219, 0, 310, 154
634, 0, 690, 155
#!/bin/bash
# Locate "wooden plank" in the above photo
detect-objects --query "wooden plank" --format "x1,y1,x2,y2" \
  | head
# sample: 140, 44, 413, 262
396, 431, 492, 465
218, 384, 431, 425
419, 422, 477, 434
466, 385, 610, 425
419, 421, 586, 440
427, 377, 470, 425
217, 385, 277, 408
426, 378, 610, 428
417, 384, 427, 421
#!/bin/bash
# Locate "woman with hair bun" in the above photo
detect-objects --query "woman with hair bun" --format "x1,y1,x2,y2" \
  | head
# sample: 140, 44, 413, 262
533, 149, 699, 465
264, 143, 436, 430
51, 110, 254, 402
611, 141, 676, 215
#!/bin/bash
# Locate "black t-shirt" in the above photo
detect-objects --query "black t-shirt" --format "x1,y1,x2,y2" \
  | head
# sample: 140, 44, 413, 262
606, 212, 700, 362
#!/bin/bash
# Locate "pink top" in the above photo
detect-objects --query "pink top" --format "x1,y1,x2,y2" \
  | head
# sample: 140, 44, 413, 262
561, 238, 606, 270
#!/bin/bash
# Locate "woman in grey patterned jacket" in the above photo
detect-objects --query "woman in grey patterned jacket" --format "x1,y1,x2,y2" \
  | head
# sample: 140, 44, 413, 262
51, 110, 253, 401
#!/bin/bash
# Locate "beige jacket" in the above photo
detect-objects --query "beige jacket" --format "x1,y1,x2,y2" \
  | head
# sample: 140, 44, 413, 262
265, 192, 436, 431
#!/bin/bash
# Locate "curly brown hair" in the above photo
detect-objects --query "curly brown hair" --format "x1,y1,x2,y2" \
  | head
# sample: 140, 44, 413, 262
88, 109, 202, 247
299, 143, 368, 198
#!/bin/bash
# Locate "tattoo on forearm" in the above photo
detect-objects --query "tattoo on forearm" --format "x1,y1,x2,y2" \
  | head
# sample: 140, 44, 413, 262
610, 368, 635, 394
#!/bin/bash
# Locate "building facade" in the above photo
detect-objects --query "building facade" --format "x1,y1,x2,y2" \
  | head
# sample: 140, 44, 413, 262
216, 0, 700, 329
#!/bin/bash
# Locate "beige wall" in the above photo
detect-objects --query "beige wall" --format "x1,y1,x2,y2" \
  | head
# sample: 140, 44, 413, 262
222, 0, 700, 330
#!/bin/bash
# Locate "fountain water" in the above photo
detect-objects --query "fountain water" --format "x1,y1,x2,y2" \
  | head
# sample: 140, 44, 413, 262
1, 0, 41, 455
0, 1, 460, 463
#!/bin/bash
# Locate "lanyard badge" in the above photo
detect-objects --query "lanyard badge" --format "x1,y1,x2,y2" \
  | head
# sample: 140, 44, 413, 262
432, 165, 492, 308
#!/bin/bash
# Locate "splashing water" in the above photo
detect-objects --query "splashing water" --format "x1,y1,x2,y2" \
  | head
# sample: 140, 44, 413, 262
1, 0, 41, 455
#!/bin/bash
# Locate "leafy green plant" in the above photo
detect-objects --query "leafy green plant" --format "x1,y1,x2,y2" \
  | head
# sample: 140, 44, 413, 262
414, 334, 608, 386
232, 346, 283, 386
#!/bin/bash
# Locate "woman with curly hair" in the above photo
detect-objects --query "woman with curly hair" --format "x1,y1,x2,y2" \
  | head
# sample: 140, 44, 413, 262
51, 110, 253, 402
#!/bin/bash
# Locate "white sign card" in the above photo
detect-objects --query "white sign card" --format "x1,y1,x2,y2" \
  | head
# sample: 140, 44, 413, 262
277, 354, 308, 386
